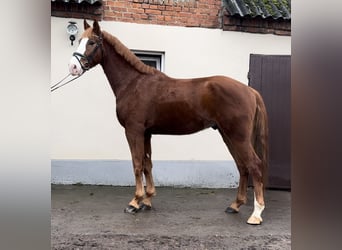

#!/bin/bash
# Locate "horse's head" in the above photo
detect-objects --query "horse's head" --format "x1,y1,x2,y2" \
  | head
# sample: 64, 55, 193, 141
69, 20, 104, 76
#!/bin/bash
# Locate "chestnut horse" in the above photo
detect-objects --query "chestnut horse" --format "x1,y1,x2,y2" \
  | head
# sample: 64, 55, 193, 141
68, 20, 268, 225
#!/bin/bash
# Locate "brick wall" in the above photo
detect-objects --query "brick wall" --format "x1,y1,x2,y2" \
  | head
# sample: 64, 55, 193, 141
103, 0, 222, 28
51, 0, 290, 35
222, 10, 291, 36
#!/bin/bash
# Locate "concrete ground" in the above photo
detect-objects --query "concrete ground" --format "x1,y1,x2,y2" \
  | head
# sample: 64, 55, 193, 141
51, 185, 291, 249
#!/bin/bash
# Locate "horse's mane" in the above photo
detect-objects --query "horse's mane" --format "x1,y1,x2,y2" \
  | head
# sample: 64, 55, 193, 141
101, 31, 158, 75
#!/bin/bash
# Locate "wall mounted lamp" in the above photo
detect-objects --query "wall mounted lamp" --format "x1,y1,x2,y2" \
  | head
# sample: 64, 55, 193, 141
67, 21, 78, 46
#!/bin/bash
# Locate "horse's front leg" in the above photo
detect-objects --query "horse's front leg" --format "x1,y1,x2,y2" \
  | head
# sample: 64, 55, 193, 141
124, 129, 146, 214
141, 133, 156, 210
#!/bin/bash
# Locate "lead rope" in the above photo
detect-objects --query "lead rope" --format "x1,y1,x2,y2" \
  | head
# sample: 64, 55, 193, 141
51, 73, 83, 92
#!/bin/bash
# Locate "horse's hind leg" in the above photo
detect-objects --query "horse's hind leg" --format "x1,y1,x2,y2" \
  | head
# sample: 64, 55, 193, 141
247, 170, 265, 225
221, 132, 265, 225
225, 164, 248, 213
235, 144, 265, 225
221, 136, 249, 213
141, 133, 156, 210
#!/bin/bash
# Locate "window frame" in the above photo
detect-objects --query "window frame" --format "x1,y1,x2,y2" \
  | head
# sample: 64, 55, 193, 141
132, 50, 165, 72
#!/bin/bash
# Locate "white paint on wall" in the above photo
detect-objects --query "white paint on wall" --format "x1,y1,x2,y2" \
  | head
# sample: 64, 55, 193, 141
51, 160, 239, 188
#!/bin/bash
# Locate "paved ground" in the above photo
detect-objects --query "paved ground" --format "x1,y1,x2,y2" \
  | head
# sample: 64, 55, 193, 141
51, 185, 291, 249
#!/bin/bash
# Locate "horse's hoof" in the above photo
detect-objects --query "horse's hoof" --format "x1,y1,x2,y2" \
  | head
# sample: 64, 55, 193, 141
139, 203, 152, 211
124, 205, 139, 214
247, 216, 263, 225
225, 206, 239, 213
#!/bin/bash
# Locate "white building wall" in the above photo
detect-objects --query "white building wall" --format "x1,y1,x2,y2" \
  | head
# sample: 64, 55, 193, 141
51, 17, 290, 186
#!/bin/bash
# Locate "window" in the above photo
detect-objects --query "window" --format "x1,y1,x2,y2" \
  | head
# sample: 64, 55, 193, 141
132, 51, 165, 72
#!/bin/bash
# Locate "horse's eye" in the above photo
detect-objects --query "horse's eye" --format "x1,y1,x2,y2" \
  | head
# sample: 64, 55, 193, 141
88, 41, 95, 46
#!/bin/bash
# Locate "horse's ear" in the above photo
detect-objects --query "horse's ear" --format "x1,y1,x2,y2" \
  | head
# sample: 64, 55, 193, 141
84, 19, 90, 30
93, 20, 101, 36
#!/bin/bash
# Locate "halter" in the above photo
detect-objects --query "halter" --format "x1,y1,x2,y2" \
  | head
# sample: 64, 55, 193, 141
51, 35, 104, 92
72, 35, 104, 71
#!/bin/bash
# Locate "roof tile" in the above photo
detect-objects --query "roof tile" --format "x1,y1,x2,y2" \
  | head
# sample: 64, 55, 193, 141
223, 0, 291, 20
51, 0, 102, 4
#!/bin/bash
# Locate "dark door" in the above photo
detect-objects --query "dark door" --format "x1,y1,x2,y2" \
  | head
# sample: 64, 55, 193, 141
248, 54, 291, 189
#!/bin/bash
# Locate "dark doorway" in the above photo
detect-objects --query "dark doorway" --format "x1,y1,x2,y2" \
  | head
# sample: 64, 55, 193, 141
248, 54, 291, 189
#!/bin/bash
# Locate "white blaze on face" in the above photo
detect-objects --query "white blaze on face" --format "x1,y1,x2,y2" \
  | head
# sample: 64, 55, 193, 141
69, 38, 89, 76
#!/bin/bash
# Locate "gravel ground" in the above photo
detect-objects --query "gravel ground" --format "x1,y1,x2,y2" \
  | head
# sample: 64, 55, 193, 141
52, 185, 291, 249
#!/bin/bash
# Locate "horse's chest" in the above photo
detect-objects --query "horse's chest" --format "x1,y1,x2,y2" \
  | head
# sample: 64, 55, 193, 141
115, 94, 151, 125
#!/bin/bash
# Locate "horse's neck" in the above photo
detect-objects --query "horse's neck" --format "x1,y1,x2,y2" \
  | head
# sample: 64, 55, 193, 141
100, 41, 141, 98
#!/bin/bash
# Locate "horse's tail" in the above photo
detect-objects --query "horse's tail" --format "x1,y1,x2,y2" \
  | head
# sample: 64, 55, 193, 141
251, 88, 269, 188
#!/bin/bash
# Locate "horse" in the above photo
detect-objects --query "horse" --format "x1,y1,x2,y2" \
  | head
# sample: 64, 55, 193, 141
68, 20, 269, 225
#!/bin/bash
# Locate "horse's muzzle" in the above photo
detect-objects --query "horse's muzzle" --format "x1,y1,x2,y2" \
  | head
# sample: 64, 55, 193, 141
68, 57, 83, 76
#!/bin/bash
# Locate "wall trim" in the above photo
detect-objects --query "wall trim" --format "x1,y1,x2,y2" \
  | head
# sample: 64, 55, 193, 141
51, 160, 239, 188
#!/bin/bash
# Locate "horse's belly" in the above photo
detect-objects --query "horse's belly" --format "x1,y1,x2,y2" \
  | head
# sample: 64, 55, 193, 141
149, 120, 210, 135
147, 102, 213, 135
148, 123, 211, 135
